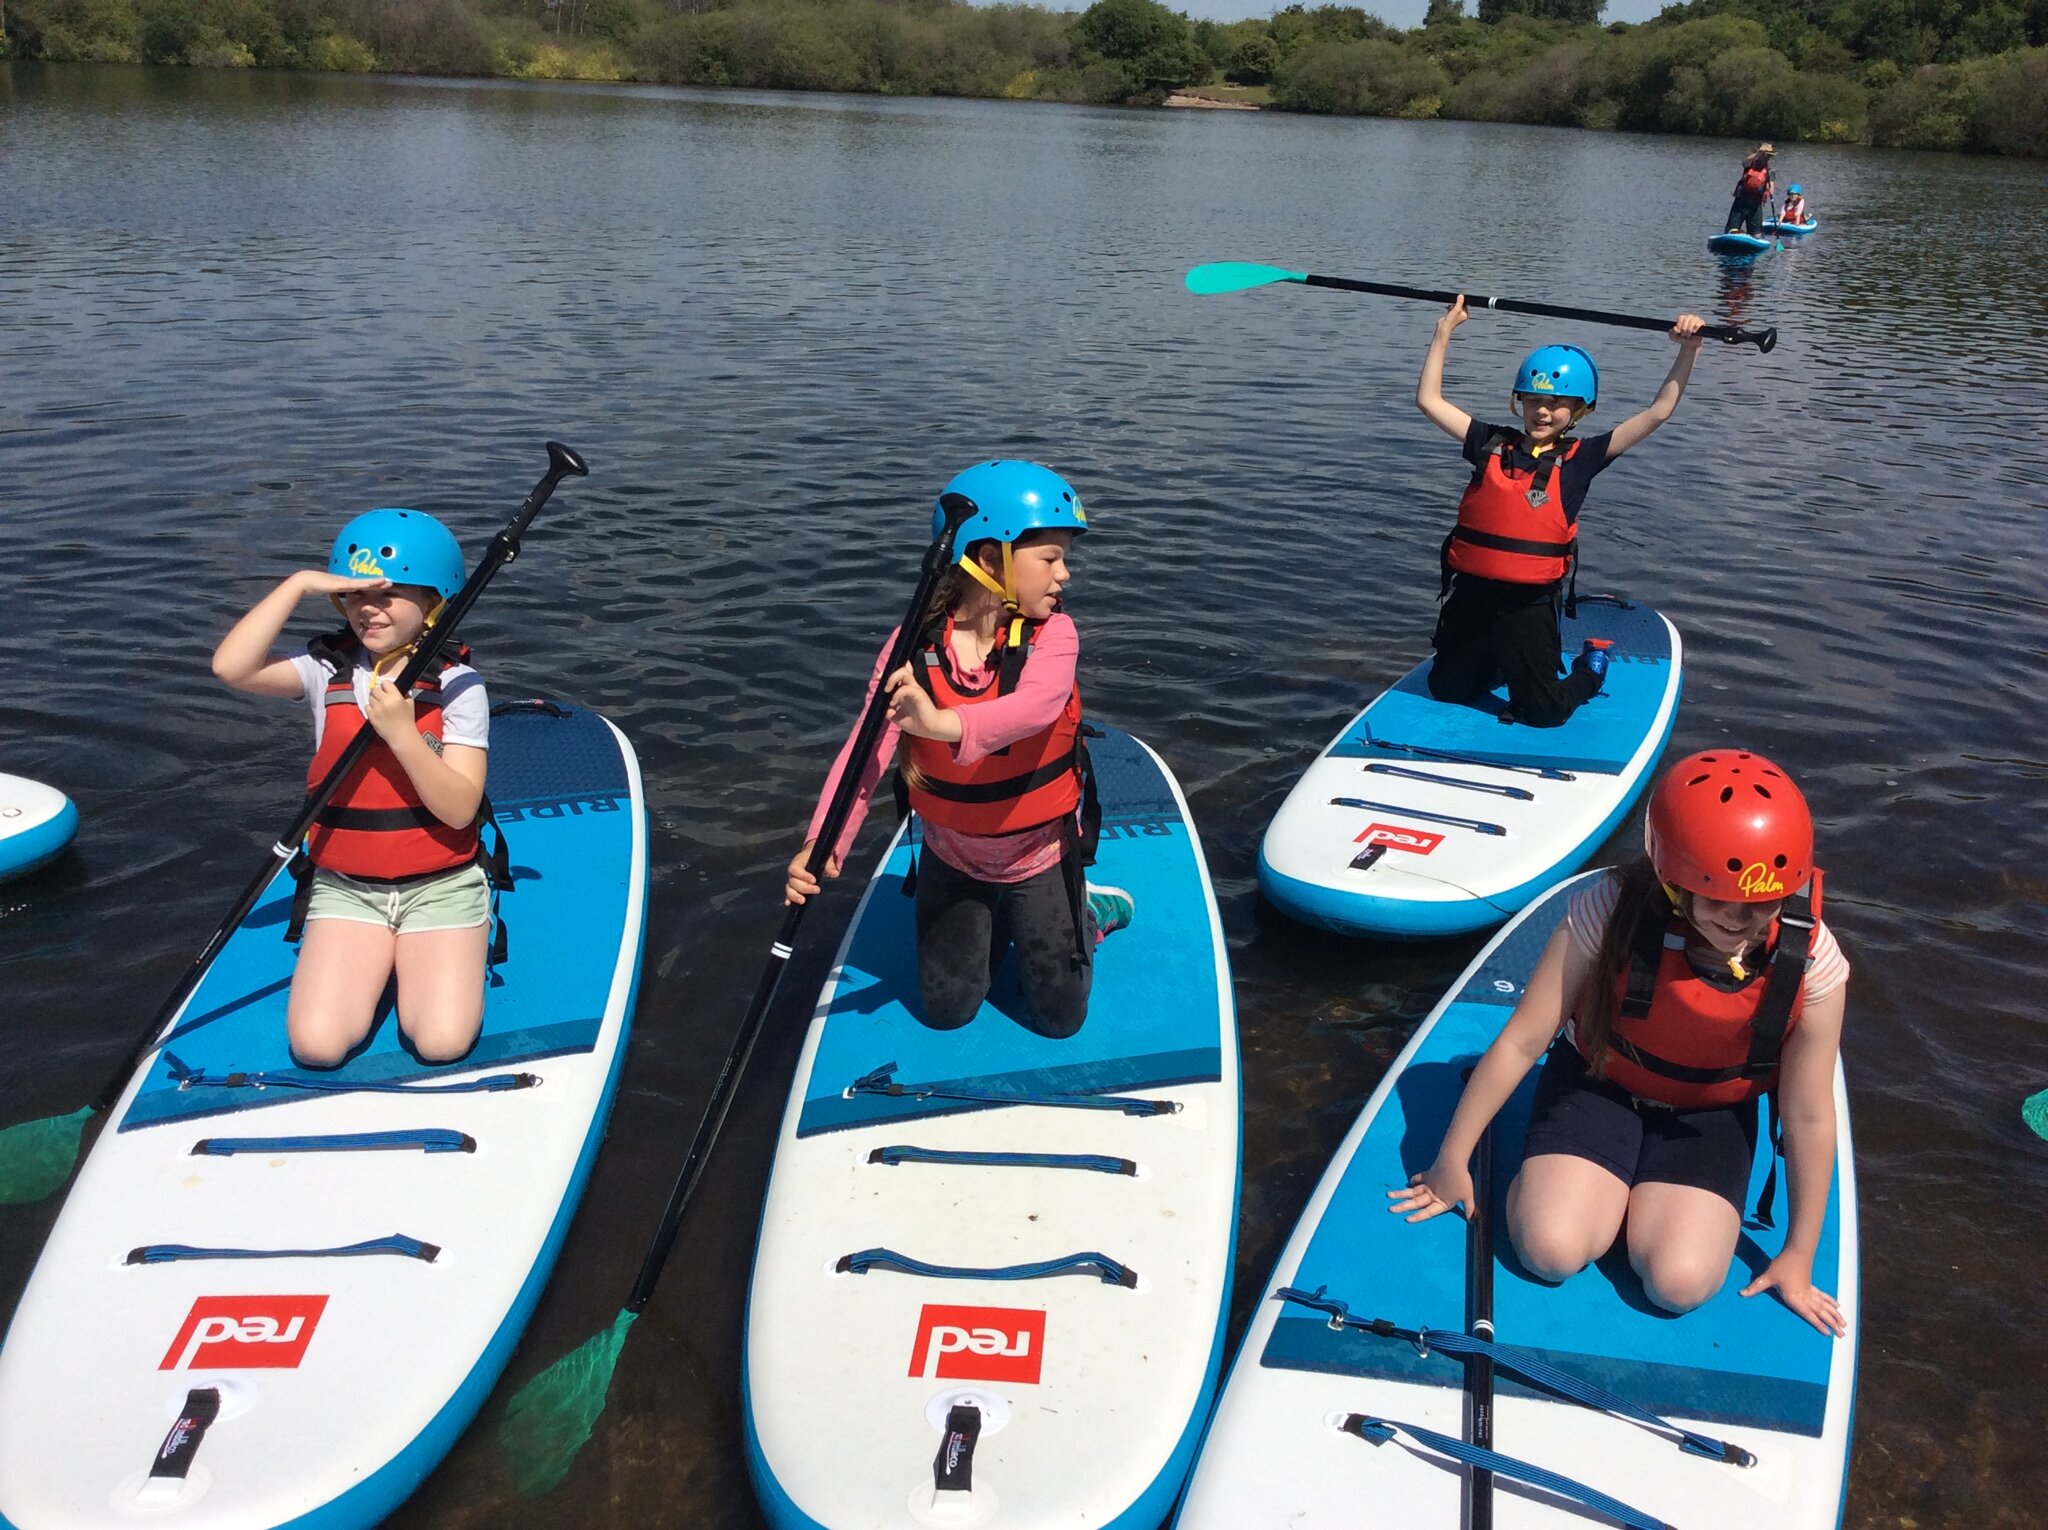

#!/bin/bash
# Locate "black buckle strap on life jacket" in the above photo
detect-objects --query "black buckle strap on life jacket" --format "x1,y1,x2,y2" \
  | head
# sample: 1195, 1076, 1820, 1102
912, 748, 1081, 807
1620, 898, 1667, 1021
932, 1402, 981, 1494
284, 849, 317, 945
477, 796, 512, 970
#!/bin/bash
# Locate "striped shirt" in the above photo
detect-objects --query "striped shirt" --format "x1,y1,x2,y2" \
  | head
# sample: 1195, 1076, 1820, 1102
1565, 871, 1849, 1003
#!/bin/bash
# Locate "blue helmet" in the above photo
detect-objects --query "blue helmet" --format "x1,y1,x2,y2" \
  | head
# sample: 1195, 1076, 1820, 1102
1787, 183, 1803, 195
327, 509, 464, 601
932, 460, 1088, 549
1513, 344, 1598, 410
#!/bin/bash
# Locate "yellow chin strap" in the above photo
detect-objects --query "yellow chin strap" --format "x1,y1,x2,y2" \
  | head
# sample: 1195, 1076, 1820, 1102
358, 594, 448, 681
960, 542, 1018, 609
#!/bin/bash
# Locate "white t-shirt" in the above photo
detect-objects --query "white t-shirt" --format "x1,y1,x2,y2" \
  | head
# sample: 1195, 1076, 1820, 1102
288, 652, 491, 753
1565, 871, 1849, 1003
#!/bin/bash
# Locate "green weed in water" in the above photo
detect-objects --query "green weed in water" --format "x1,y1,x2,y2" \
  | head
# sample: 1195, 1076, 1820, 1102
0, 1105, 93, 1204
497, 1308, 637, 1498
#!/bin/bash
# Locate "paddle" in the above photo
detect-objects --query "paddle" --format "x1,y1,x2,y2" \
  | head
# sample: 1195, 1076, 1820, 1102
0, 442, 589, 1206
1464, 1109, 1499, 1529
495, 491, 982, 1498
1186, 261, 1778, 353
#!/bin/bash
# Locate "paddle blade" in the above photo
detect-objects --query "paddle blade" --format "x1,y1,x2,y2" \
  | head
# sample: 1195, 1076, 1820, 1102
2026, 1088, 2048, 1142
496, 1308, 638, 1498
1183, 261, 1307, 296
0, 1104, 93, 1204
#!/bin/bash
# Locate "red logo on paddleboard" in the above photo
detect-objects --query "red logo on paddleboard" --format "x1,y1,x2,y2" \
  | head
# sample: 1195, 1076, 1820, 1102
1354, 823, 1443, 856
159, 1296, 329, 1371
909, 1304, 1045, 1385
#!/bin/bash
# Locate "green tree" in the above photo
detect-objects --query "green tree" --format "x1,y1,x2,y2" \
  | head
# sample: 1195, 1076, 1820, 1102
1479, 0, 1603, 26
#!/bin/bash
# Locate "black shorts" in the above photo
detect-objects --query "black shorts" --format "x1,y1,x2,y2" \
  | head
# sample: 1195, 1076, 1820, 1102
1522, 1041, 1760, 1211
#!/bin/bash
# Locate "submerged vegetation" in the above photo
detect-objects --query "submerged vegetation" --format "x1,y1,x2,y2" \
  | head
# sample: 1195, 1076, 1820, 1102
3, 0, 2043, 154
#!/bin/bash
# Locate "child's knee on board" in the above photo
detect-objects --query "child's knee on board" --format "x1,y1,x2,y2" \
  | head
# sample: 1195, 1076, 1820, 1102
1511, 1221, 1603, 1284
403, 1005, 482, 1065
1632, 1245, 1728, 1314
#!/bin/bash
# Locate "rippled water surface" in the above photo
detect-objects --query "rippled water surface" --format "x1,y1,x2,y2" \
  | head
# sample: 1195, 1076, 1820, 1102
4, 62, 2046, 1528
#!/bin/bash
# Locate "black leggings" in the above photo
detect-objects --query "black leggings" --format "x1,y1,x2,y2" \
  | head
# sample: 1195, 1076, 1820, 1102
913, 847, 1095, 1038
1726, 193, 1765, 236
1428, 575, 1600, 729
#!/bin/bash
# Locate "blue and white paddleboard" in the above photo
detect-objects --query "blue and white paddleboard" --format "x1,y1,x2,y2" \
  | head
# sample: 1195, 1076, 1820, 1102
1762, 218, 1817, 237
0, 773, 79, 883
1709, 231, 1775, 257
1177, 872, 1859, 1528
744, 724, 1239, 1530
0, 700, 646, 1529
1259, 598, 1681, 939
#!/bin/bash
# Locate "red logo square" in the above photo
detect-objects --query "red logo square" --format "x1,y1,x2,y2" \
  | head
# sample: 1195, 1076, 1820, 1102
159, 1295, 329, 1371
908, 1304, 1045, 1385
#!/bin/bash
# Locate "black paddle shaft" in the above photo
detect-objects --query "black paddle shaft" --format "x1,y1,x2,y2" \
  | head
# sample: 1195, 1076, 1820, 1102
1465, 1113, 1499, 1530
624, 492, 981, 1314
92, 441, 589, 1114
1302, 273, 1779, 354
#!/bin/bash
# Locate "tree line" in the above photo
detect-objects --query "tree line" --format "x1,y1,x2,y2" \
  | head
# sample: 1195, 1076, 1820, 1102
4, 0, 2043, 155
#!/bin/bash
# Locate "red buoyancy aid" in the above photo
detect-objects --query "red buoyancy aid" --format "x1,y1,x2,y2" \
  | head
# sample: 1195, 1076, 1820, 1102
1741, 164, 1770, 196
304, 645, 480, 880
1583, 886, 1817, 1108
1446, 433, 1581, 586
901, 616, 1084, 836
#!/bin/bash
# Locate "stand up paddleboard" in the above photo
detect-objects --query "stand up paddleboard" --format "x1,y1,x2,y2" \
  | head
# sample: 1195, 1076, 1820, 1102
1709, 231, 1775, 258
0, 773, 79, 883
0, 699, 646, 1529
1762, 218, 1818, 237
1177, 871, 1858, 1529
745, 724, 1238, 1530
1259, 597, 1681, 939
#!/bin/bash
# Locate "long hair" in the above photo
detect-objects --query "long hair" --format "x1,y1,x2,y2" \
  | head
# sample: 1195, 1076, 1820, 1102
1572, 856, 1667, 1077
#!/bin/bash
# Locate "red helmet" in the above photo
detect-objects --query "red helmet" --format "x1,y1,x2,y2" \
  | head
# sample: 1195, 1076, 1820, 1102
1644, 750, 1813, 902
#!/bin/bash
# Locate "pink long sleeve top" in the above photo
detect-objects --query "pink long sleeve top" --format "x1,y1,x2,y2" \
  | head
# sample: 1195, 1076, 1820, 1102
805, 614, 1081, 884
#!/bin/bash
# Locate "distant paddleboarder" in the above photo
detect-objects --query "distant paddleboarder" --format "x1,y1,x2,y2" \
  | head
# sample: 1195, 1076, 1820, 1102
1727, 142, 1777, 236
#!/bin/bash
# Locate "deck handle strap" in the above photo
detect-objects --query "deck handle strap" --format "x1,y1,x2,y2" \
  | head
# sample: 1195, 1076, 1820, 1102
837, 1247, 1136, 1288
127, 1233, 440, 1265
191, 1129, 476, 1156
869, 1145, 1136, 1175
850, 1064, 1177, 1117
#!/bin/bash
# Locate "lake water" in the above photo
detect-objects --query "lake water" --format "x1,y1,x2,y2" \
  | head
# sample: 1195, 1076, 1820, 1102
3, 62, 2045, 1527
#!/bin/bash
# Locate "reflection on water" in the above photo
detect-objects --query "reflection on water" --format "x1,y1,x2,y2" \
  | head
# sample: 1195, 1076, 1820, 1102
3, 62, 2047, 1528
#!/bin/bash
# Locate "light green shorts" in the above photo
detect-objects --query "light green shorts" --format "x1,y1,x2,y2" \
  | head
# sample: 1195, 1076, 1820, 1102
305, 863, 491, 935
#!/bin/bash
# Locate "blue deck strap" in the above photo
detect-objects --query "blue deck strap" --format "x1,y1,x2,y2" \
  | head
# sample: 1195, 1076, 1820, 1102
868, 1145, 1138, 1176
836, 1247, 1138, 1289
164, 1052, 539, 1097
1360, 733, 1575, 781
1276, 1286, 1754, 1467
1344, 1416, 1669, 1530
1328, 798, 1507, 836
849, 1064, 1179, 1117
1361, 763, 1535, 800
126, 1233, 441, 1265
190, 1129, 476, 1157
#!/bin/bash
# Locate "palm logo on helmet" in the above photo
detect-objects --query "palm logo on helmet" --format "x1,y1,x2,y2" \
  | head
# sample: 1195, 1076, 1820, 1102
327, 509, 465, 601
933, 461, 1089, 609
1644, 750, 1814, 905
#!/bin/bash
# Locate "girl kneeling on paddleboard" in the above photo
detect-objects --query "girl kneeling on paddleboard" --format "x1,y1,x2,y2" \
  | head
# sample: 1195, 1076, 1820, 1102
1417, 298, 1706, 728
213, 510, 492, 1069
785, 461, 1131, 1039
1390, 751, 1851, 1337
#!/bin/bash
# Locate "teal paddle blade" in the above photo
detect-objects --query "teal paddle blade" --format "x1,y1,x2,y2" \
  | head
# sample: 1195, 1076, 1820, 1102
0, 1104, 93, 1204
1183, 261, 1308, 296
2025, 1089, 2048, 1142
497, 1308, 637, 1498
